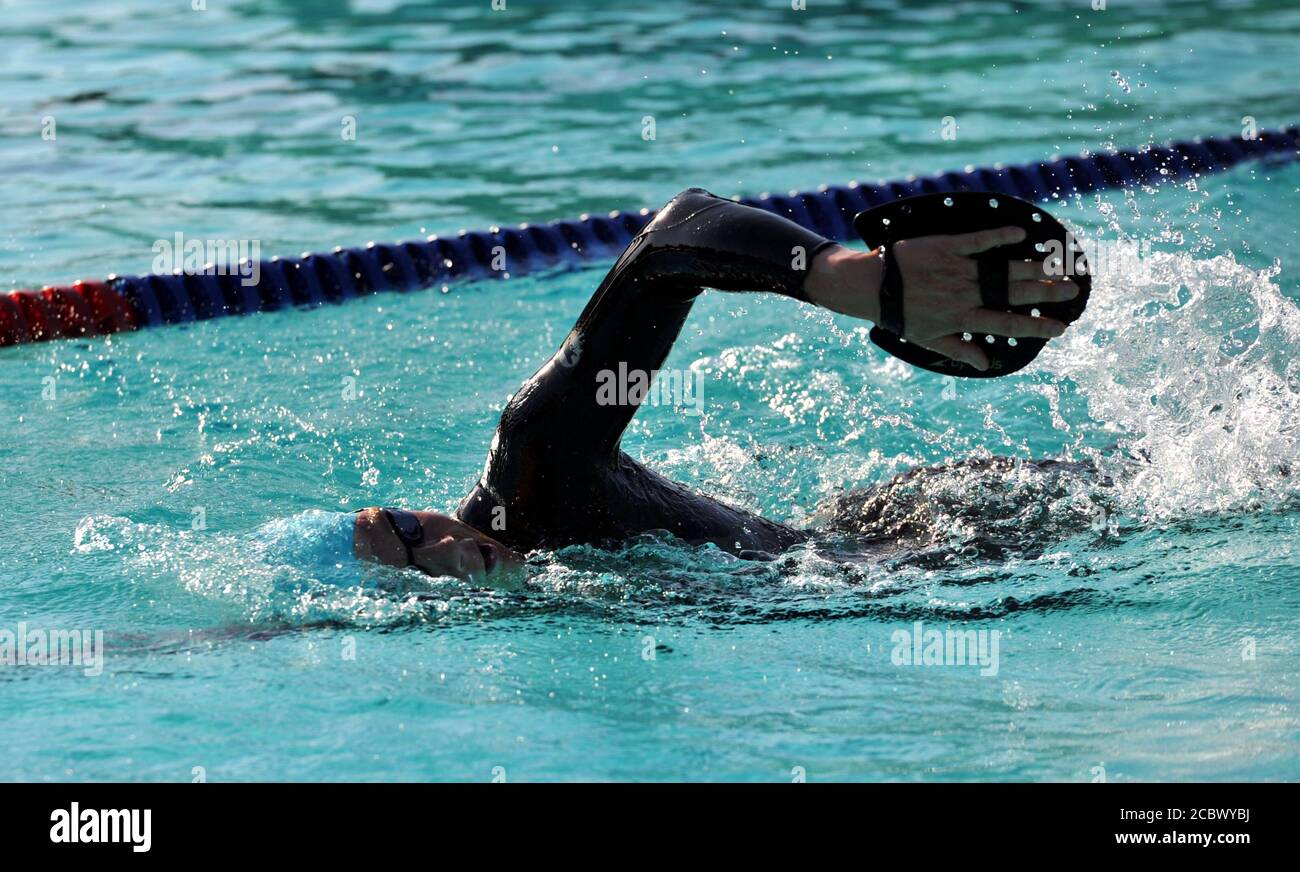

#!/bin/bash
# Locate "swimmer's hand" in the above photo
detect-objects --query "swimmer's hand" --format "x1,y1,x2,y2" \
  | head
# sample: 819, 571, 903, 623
804, 228, 1080, 371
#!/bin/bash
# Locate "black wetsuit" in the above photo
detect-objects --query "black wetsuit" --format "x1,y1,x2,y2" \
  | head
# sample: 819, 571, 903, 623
456, 188, 837, 555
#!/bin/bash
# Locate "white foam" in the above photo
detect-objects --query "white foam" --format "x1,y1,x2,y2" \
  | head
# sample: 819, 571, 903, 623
1042, 247, 1300, 520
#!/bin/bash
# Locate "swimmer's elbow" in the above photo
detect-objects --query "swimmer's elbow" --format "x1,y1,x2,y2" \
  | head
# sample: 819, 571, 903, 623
655, 187, 720, 220
671, 186, 713, 202
640, 188, 724, 248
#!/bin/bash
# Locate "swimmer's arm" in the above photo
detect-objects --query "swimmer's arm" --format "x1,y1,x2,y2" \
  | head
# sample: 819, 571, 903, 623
628, 188, 841, 300
503, 190, 1076, 467
515, 190, 886, 454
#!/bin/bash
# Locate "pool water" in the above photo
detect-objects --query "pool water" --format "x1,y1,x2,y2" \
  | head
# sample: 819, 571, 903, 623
3, 0, 1299, 781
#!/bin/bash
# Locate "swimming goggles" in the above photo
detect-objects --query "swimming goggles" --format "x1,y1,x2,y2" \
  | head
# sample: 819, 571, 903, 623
381, 507, 425, 569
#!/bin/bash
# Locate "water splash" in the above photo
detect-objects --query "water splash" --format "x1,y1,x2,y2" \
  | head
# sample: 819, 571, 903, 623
72, 514, 451, 627
1044, 247, 1300, 520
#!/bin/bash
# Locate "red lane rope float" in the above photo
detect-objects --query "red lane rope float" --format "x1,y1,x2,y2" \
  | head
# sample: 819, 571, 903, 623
3, 126, 1297, 349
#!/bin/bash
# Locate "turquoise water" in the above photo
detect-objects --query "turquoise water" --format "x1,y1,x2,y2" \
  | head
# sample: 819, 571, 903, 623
3, 0, 1300, 781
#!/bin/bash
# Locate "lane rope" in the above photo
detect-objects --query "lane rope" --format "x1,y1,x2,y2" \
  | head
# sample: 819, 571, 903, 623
3, 126, 1297, 347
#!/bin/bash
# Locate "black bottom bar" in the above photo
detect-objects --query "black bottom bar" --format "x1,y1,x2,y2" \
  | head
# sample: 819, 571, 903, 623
0, 782, 1284, 857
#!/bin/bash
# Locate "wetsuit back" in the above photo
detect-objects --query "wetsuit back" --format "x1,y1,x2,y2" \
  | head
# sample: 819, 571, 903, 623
456, 188, 836, 554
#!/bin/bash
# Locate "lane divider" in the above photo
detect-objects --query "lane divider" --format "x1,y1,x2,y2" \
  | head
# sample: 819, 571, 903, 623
3, 126, 1297, 348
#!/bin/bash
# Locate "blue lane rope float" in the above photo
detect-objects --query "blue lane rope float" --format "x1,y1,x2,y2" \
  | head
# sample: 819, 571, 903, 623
3, 126, 1297, 347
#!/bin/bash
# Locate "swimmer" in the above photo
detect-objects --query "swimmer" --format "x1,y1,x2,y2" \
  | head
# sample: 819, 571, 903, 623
352, 188, 1083, 582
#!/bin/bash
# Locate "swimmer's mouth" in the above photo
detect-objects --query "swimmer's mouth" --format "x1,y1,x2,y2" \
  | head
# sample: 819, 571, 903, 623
478, 542, 497, 573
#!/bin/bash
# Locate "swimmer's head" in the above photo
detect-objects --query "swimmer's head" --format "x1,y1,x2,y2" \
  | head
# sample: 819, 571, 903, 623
354, 508, 524, 588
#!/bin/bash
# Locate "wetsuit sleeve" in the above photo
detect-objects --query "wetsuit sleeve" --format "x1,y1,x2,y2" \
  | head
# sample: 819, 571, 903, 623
507, 188, 836, 456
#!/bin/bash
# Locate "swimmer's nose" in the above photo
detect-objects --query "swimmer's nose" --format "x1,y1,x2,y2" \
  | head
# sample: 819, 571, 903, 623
477, 541, 498, 572
447, 536, 485, 578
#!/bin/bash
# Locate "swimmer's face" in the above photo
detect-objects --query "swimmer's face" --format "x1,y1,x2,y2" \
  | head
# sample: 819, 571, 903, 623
411, 511, 523, 583
354, 508, 524, 586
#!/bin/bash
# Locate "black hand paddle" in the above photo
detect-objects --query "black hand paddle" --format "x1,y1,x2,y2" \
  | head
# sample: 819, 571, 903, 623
854, 191, 1091, 378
